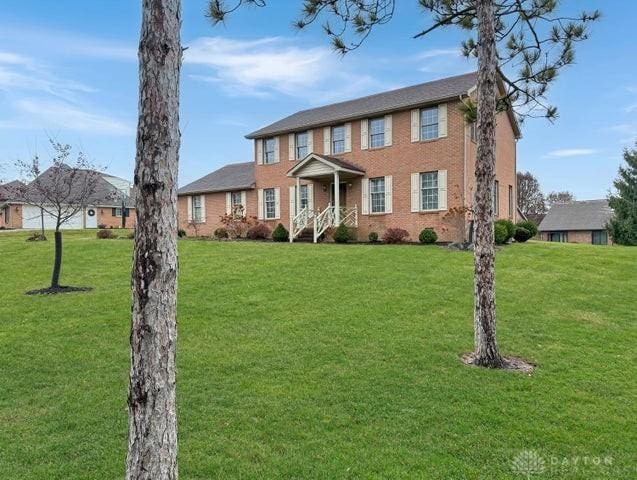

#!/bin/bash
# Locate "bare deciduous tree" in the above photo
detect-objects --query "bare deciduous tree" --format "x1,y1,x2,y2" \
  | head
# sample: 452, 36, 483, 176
517, 171, 546, 216
545, 190, 574, 209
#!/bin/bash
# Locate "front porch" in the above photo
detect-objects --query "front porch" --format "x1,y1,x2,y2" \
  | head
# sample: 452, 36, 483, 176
287, 153, 365, 242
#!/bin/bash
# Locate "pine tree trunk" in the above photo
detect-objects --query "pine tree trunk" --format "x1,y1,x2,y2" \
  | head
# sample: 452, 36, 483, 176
472, 0, 503, 368
126, 1, 181, 479
50, 230, 62, 288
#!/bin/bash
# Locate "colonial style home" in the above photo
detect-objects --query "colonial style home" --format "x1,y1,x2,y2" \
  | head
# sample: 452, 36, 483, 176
538, 199, 613, 245
178, 71, 520, 242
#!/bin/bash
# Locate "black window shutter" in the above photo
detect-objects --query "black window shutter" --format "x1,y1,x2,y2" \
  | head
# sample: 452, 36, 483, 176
112, 207, 117, 217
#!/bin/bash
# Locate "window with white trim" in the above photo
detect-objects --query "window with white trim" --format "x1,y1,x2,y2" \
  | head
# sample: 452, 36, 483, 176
264, 188, 276, 219
508, 185, 513, 219
420, 172, 439, 210
493, 180, 499, 216
231, 191, 244, 216
191, 195, 203, 222
332, 125, 345, 154
420, 107, 438, 140
369, 177, 385, 213
264, 137, 276, 164
295, 132, 308, 159
369, 117, 385, 148
299, 185, 308, 210
470, 122, 477, 142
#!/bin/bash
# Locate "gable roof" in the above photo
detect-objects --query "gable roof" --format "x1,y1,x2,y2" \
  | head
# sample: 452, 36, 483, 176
287, 153, 365, 177
247, 72, 479, 139
178, 162, 255, 195
0, 180, 26, 201
538, 200, 613, 232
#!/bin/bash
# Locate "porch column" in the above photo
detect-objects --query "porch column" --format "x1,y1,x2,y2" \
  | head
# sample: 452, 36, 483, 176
296, 176, 301, 214
334, 170, 340, 224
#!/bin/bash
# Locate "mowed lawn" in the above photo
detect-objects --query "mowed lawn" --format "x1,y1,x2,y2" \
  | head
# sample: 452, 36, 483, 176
0, 230, 635, 479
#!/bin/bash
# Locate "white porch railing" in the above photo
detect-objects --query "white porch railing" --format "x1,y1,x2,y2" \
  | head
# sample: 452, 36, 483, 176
311, 204, 358, 243
290, 206, 314, 242
339, 206, 358, 228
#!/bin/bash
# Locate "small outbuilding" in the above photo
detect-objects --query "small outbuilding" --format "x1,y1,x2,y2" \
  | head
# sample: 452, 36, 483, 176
538, 199, 613, 245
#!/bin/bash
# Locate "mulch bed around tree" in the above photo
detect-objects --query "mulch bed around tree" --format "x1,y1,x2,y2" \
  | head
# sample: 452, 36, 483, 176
26, 286, 93, 296
461, 353, 535, 373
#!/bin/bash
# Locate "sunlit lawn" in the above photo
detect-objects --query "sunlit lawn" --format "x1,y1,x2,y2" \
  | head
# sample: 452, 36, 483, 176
0, 229, 635, 479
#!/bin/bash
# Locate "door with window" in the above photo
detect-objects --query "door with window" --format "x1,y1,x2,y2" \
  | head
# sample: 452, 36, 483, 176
592, 230, 608, 245
549, 231, 568, 242
330, 182, 347, 207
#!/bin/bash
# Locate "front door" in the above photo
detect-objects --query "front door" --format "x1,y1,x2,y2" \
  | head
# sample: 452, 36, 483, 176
330, 182, 347, 207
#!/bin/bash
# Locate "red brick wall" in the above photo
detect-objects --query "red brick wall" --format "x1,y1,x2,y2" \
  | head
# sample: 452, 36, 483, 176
97, 207, 137, 229
1, 203, 23, 229
177, 190, 257, 236
541, 230, 612, 245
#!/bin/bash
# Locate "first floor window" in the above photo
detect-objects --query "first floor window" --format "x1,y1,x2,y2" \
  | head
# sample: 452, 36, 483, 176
493, 180, 499, 216
549, 231, 567, 242
299, 185, 308, 211
421, 171, 439, 210
264, 137, 276, 163
592, 230, 608, 245
112, 207, 130, 217
191, 195, 202, 222
231, 191, 243, 216
420, 107, 438, 140
264, 188, 276, 219
508, 185, 513, 219
332, 125, 345, 154
470, 122, 477, 142
369, 177, 385, 213
296, 132, 308, 159
369, 117, 385, 148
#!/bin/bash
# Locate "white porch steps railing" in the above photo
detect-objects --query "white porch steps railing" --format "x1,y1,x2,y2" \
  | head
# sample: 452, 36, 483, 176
290, 204, 358, 243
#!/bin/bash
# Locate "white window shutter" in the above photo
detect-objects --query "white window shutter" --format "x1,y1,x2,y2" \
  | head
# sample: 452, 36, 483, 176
344, 123, 352, 152
225, 192, 232, 215
273, 137, 280, 163
361, 178, 369, 215
411, 109, 420, 142
289, 185, 296, 222
200, 194, 206, 222
385, 176, 393, 214
384, 115, 393, 146
288, 134, 295, 160
307, 183, 314, 211
256, 139, 263, 165
187, 195, 192, 221
257, 189, 264, 220
323, 127, 331, 154
360, 119, 369, 150
438, 169, 448, 210
438, 103, 448, 138
411, 173, 420, 212
307, 129, 314, 154
241, 191, 247, 216
274, 187, 281, 219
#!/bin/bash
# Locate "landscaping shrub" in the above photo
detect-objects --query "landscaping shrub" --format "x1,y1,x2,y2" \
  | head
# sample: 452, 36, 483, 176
418, 228, 438, 244
97, 229, 116, 239
495, 219, 516, 240
494, 223, 508, 245
26, 232, 47, 242
97, 223, 107, 229
246, 223, 271, 240
368, 231, 378, 243
514, 226, 532, 243
517, 219, 538, 238
177, 228, 186, 238
382, 228, 410, 244
220, 213, 258, 239
214, 227, 229, 239
272, 223, 289, 242
333, 223, 354, 243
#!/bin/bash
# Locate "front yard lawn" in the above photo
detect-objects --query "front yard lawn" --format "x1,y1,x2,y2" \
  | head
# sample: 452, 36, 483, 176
0, 230, 635, 478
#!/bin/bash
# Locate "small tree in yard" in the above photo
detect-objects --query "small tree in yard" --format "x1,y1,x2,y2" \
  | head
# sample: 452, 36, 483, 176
608, 143, 637, 246
211, 1, 599, 370
16, 141, 103, 294
546, 190, 574, 209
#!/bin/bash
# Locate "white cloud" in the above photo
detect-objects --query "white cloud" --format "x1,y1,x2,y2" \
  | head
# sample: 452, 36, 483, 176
545, 148, 598, 158
625, 103, 637, 114
414, 47, 473, 75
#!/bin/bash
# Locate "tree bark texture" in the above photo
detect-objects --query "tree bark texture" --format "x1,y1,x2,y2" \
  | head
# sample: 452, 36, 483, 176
473, 0, 504, 368
51, 230, 62, 288
126, 1, 181, 479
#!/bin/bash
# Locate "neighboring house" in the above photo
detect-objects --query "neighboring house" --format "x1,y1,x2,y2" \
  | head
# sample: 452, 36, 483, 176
0, 168, 136, 230
178, 71, 520, 242
538, 199, 612, 245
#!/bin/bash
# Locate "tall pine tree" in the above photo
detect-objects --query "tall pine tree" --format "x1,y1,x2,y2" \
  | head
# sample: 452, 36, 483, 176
608, 143, 637, 246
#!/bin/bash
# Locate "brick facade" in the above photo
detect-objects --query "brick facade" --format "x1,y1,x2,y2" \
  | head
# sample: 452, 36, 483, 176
541, 230, 611, 245
1, 203, 23, 229
96, 207, 137, 229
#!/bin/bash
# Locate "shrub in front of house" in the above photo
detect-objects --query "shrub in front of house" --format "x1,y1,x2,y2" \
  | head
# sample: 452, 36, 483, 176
496, 219, 516, 241
333, 223, 354, 243
494, 223, 509, 245
214, 227, 229, 239
97, 223, 107, 229
368, 231, 379, 243
418, 228, 438, 244
246, 223, 271, 240
272, 223, 289, 242
177, 228, 186, 238
514, 226, 532, 243
97, 229, 116, 239
516, 219, 538, 238
382, 228, 410, 244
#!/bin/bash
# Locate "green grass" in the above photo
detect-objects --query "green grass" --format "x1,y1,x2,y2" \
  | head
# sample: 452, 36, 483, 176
0, 230, 635, 479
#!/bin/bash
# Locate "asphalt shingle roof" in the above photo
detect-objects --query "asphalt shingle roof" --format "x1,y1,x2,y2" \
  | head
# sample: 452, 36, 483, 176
246, 72, 478, 139
178, 162, 255, 195
538, 200, 613, 231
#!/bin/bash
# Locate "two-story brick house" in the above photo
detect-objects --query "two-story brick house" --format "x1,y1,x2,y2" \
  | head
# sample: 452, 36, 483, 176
178, 71, 520, 242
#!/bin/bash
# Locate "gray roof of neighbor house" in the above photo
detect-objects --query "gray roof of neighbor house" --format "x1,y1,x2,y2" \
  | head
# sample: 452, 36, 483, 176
538, 200, 613, 231
0, 180, 26, 201
246, 72, 479, 139
178, 162, 255, 195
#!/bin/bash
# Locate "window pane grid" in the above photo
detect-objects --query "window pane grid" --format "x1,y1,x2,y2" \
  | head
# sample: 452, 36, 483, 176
296, 132, 308, 159
299, 185, 308, 210
420, 107, 438, 140
369, 177, 385, 213
264, 188, 275, 219
420, 172, 439, 210
332, 126, 345, 154
369, 118, 385, 148
264, 138, 275, 163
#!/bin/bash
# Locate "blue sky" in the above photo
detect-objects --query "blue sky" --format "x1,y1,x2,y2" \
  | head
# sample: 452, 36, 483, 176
0, 0, 635, 199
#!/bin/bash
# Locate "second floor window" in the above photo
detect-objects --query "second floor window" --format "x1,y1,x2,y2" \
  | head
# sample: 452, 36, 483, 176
420, 107, 438, 140
296, 132, 308, 159
191, 195, 203, 222
369, 177, 385, 213
420, 171, 439, 210
332, 125, 345, 154
264, 188, 276, 219
264, 137, 276, 164
369, 117, 385, 148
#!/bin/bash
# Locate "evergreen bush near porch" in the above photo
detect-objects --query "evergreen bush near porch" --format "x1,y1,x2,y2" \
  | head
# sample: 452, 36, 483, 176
418, 228, 438, 244
272, 224, 289, 242
333, 224, 354, 243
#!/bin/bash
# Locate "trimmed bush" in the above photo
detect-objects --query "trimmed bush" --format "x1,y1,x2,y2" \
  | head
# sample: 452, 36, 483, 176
368, 231, 379, 243
514, 226, 532, 243
517, 219, 538, 238
177, 229, 187, 238
496, 219, 515, 241
382, 228, 410, 244
214, 227, 229, 239
418, 228, 438, 244
333, 223, 354, 243
246, 223, 271, 240
272, 223, 289, 242
97, 229, 116, 239
494, 223, 508, 245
